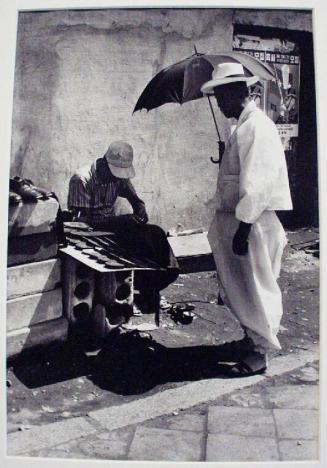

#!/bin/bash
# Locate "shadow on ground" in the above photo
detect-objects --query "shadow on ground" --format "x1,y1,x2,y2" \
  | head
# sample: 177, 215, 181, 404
12, 330, 239, 396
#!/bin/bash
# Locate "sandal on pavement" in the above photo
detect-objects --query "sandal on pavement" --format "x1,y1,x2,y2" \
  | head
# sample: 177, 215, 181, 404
229, 350, 267, 377
216, 336, 255, 361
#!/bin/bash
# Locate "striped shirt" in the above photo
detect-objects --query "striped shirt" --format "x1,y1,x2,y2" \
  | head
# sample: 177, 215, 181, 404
68, 156, 147, 225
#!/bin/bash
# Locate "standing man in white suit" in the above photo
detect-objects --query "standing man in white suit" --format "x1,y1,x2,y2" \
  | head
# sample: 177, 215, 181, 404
201, 63, 293, 375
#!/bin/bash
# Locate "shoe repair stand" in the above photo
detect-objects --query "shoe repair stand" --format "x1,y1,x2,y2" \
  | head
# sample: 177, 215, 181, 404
59, 243, 157, 348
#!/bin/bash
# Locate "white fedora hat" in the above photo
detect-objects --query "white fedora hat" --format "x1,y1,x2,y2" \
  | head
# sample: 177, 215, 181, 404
201, 62, 260, 95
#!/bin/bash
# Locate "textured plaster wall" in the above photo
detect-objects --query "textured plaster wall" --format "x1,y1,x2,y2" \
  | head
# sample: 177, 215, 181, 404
11, 8, 233, 231
10, 8, 311, 231
233, 8, 312, 32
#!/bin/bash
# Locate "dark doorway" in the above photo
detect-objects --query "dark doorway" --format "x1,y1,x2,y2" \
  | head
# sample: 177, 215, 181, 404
233, 23, 318, 228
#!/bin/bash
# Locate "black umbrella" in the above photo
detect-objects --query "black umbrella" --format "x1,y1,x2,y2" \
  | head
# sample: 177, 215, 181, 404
133, 48, 275, 163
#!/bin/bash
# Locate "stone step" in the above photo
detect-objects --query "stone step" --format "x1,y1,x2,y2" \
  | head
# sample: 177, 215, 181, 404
168, 232, 215, 273
7, 288, 63, 332
8, 197, 59, 237
7, 231, 58, 267
168, 232, 211, 257
6, 316, 68, 360
7, 258, 61, 300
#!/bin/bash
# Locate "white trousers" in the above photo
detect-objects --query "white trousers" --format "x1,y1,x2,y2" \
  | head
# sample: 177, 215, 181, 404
208, 211, 287, 352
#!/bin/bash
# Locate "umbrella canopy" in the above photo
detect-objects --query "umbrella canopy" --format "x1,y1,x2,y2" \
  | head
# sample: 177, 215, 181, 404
133, 51, 275, 113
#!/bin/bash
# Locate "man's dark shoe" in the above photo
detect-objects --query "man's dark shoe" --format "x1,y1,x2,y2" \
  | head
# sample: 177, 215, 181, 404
10, 177, 43, 201
9, 191, 22, 205
24, 178, 54, 199
228, 350, 267, 377
215, 336, 255, 362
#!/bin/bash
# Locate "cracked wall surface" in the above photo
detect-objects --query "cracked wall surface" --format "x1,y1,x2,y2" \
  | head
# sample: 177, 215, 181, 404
10, 8, 311, 231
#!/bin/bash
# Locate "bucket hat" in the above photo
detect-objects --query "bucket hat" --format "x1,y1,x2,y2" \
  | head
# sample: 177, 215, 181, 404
201, 62, 260, 95
104, 140, 135, 179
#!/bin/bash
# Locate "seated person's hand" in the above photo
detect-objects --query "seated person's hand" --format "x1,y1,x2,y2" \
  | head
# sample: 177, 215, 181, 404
115, 214, 141, 225
112, 213, 148, 227
133, 206, 149, 224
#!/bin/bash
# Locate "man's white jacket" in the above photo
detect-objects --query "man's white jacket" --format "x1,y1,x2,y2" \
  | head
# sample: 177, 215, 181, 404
213, 100, 293, 223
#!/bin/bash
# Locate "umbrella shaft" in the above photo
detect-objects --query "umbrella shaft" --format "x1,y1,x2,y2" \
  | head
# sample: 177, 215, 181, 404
207, 96, 221, 141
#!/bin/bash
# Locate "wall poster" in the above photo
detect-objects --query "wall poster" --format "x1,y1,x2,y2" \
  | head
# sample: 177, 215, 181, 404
233, 34, 301, 151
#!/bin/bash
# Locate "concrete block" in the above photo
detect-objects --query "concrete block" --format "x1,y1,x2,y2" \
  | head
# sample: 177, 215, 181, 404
7, 258, 61, 299
274, 409, 319, 440
61, 254, 130, 327
6, 316, 68, 360
279, 439, 319, 461
7, 288, 63, 332
208, 406, 275, 437
8, 198, 59, 237
266, 384, 319, 409
7, 231, 58, 266
61, 254, 95, 323
206, 433, 279, 461
128, 426, 203, 461
7, 416, 95, 455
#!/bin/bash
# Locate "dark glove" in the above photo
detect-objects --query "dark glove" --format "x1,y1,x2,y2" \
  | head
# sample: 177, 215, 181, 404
232, 222, 252, 256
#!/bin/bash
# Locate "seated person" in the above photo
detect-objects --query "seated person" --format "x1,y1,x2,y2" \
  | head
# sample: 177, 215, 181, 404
67, 140, 179, 314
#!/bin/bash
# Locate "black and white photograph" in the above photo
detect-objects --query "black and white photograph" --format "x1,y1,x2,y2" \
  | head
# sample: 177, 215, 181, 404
1, 0, 326, 465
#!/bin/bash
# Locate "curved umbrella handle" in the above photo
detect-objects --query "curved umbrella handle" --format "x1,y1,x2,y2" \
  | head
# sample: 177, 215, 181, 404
211, 141, 225, 165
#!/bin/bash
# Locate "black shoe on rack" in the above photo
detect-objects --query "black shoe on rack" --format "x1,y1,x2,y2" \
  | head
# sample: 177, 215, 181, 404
24, 178, 54, 199
9, 191, 22, 205
10, 177, 43, 202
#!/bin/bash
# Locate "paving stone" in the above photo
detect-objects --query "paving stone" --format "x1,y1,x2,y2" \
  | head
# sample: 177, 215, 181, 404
7, 417, 96, 455
274, 409, 319, 439
225, 388, 266, 408
297, 366, 319, 382
74, 427, 134, 459
208, 406, 275, 437
28, 426, 134, 460
143, 411, 206, 432
28, 448, 89, 459
266, 384, 319, 409
279, 439, 319, 461
128, 426, 203, 461
206, 433, 279, 461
